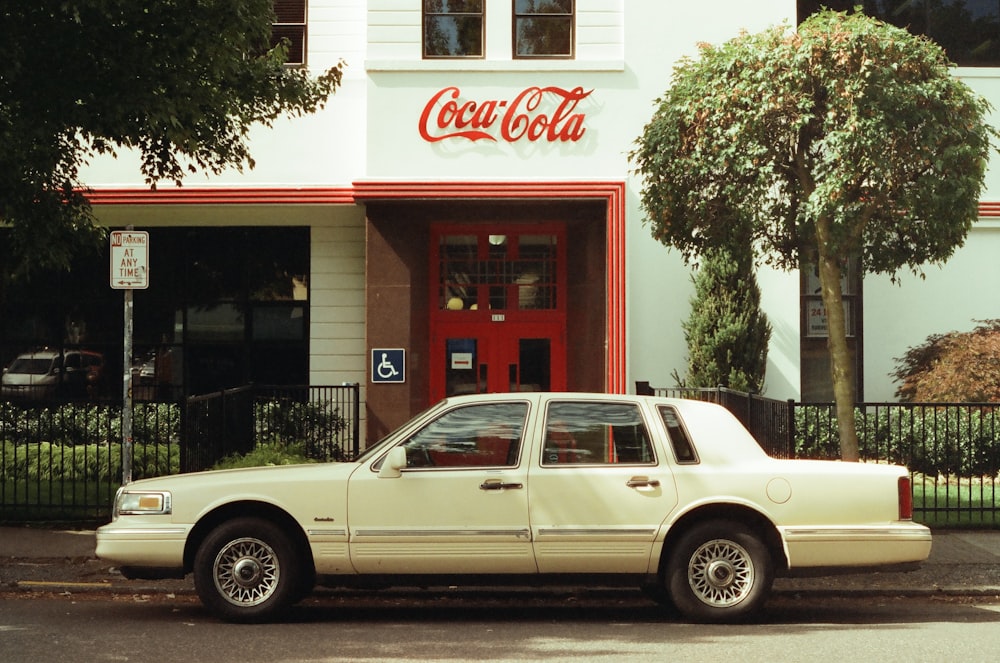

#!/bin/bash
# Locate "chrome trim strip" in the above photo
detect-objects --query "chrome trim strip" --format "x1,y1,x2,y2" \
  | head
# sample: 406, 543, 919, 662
536, 528, 656, 537
354, 529, 531, 538
100, 527, 187, 536
783, 527, 931, 538
306, 528, 348, 537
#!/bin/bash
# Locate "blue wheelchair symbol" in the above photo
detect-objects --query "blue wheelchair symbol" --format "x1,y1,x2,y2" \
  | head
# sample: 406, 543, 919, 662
372, 349, 405, 383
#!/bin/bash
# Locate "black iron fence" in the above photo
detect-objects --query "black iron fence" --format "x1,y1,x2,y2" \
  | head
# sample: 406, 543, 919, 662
637, 382, 1000, 527
0, 384, 360, 522
6, 381, 998, 527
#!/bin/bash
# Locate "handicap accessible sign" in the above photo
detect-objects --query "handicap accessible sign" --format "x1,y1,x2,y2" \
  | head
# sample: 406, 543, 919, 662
371, 348, 405, 384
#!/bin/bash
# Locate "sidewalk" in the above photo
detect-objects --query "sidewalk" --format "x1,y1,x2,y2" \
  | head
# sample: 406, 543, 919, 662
1, 525, 999, 596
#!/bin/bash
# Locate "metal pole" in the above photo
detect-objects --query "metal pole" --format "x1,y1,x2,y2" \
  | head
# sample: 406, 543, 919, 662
122, 252, 134, 486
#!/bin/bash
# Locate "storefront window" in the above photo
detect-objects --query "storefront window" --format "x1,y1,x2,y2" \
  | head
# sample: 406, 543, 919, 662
0, 226, 309, 401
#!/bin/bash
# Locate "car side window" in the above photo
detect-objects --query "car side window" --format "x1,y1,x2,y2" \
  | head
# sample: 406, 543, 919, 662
399, 402, 527, 468
542, 401, 655, 465
658, 405, 699, 464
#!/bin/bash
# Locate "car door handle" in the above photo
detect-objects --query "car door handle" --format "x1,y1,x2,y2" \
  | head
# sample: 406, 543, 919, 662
480, 478, 524, 491
626, 476, 660, 488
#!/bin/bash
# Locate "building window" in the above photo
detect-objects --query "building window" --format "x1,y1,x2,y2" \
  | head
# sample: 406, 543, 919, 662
272, 0, 307, 65
423, 0, 485, 58
800, 257, 863, 402
0, 227, 311, 402
514, 0, 574, 58
798, 1, 1000, 67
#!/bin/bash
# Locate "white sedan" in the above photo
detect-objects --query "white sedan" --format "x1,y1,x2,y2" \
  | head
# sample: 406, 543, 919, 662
96, 392, 931, 623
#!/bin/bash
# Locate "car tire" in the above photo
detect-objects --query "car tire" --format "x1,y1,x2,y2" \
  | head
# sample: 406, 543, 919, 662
194, 517, 302, 623
665, 520, 773, 623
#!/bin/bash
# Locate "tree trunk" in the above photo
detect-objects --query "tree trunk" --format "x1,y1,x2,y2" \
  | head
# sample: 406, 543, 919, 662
814, 219, 860, 462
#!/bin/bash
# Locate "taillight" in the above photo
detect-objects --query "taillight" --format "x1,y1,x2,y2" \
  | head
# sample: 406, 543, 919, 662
898, 475, 913, 520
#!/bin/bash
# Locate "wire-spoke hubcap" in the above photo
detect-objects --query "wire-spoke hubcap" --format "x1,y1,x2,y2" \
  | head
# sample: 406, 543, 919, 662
213, 537, 280, 607
687, 539, 754, 607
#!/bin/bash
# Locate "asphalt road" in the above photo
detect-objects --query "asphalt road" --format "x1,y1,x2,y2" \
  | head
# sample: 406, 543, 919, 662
2, 592, 1000, 663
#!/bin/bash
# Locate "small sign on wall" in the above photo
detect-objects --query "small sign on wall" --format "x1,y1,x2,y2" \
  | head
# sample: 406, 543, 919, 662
372, 349, 405, 383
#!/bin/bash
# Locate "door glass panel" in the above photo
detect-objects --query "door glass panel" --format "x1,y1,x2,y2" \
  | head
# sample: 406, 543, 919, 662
437, 232, 558, 312
399, 401, 527, 468
445, 338, 478, 396
517, 235, 557, 310
440, 235, 478, 311
517, 338, 550, 392
543, 401, 655, 466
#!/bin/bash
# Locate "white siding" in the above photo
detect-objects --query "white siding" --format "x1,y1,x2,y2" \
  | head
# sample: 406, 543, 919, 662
310, 209, 367, 388
367, 0, 624, 64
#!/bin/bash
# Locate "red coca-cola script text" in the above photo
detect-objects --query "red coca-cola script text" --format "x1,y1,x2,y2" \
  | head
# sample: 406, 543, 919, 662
418, 86, 592, 143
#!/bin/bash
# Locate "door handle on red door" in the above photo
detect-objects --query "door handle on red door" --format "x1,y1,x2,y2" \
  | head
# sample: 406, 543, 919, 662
480, 478, 524, 491
626, 477, 661, 488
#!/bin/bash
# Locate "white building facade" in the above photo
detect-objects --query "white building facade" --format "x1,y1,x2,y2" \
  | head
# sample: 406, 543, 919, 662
51, 1, 1000, 441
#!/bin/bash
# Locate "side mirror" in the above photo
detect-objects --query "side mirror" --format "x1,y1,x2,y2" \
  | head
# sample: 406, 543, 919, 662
377, 446, 408, 478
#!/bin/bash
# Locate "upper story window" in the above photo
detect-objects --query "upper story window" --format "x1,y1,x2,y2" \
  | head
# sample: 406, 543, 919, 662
514, 0, 574, 58
272, 0, 307, 65
424, 1, 485, 58
422, 0, 575, 59
798, 1, 1000, 67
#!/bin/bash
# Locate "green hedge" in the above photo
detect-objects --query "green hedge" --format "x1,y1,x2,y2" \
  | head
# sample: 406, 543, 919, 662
0, 440, 180, 481
795, 405, 1000, 476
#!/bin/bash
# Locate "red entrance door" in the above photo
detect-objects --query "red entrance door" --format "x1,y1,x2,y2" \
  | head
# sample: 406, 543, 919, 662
429, 226, 567, 402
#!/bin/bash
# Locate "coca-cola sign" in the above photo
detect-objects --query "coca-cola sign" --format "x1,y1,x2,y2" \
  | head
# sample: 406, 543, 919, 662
418, 86, 592, 143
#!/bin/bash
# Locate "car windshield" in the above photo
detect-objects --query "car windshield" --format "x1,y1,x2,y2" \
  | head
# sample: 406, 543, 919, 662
7, 358, 53, 375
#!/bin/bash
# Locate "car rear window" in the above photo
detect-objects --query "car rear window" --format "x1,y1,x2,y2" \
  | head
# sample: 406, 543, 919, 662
658, 405, 698, 464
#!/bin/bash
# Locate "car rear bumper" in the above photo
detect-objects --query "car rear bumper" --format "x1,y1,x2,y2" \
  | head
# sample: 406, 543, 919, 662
780, 523, 932, 570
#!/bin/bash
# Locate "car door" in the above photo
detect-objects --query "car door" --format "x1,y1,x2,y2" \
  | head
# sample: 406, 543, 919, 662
346, 399, 536, 574
527, 398, 679, 574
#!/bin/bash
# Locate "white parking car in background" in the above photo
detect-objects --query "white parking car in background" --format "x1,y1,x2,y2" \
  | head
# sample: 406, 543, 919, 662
96, 392, 931, 623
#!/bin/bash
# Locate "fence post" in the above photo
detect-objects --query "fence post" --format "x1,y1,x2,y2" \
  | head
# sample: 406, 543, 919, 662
786, 399, 796, 459
350, 382, 361, 456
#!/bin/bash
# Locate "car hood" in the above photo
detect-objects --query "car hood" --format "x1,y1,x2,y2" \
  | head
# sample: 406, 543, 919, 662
123, 461, 358, 492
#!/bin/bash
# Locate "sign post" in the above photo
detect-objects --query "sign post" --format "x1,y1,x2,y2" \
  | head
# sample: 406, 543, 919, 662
110, 229, 149, 485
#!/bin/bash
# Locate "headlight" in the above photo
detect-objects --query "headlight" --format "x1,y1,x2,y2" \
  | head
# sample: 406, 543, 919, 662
114, 488, 172, 517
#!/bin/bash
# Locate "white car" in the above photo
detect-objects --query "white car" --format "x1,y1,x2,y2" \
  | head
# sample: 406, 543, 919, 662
96, 392, 931, 623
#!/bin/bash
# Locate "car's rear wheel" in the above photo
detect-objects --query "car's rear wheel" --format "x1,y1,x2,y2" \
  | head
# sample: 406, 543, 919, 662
665, 520, 773, 623
194, 517, 301, 623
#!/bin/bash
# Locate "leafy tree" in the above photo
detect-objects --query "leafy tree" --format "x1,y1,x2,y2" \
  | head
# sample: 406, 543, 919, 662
0, 1, 343, 280
630, 9, 995, 460
673, 247, 771, 393
892, 320, 1000, 402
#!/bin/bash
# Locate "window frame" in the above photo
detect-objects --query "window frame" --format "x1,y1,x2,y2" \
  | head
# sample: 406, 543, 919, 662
396, 401, 528, 469
272, 0, 308, 66
541, 400, 657, 466
423, 1, 486, 59
513, 0, 575, 60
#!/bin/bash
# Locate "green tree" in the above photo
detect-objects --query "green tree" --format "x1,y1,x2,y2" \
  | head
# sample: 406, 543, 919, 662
674, 247, 771, 393
630, 9, 994, 461
0, 1, 343, 279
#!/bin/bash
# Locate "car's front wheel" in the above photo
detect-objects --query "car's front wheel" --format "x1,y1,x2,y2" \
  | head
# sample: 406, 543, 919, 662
665, 520, 773, 623
194, 517, 301, 623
